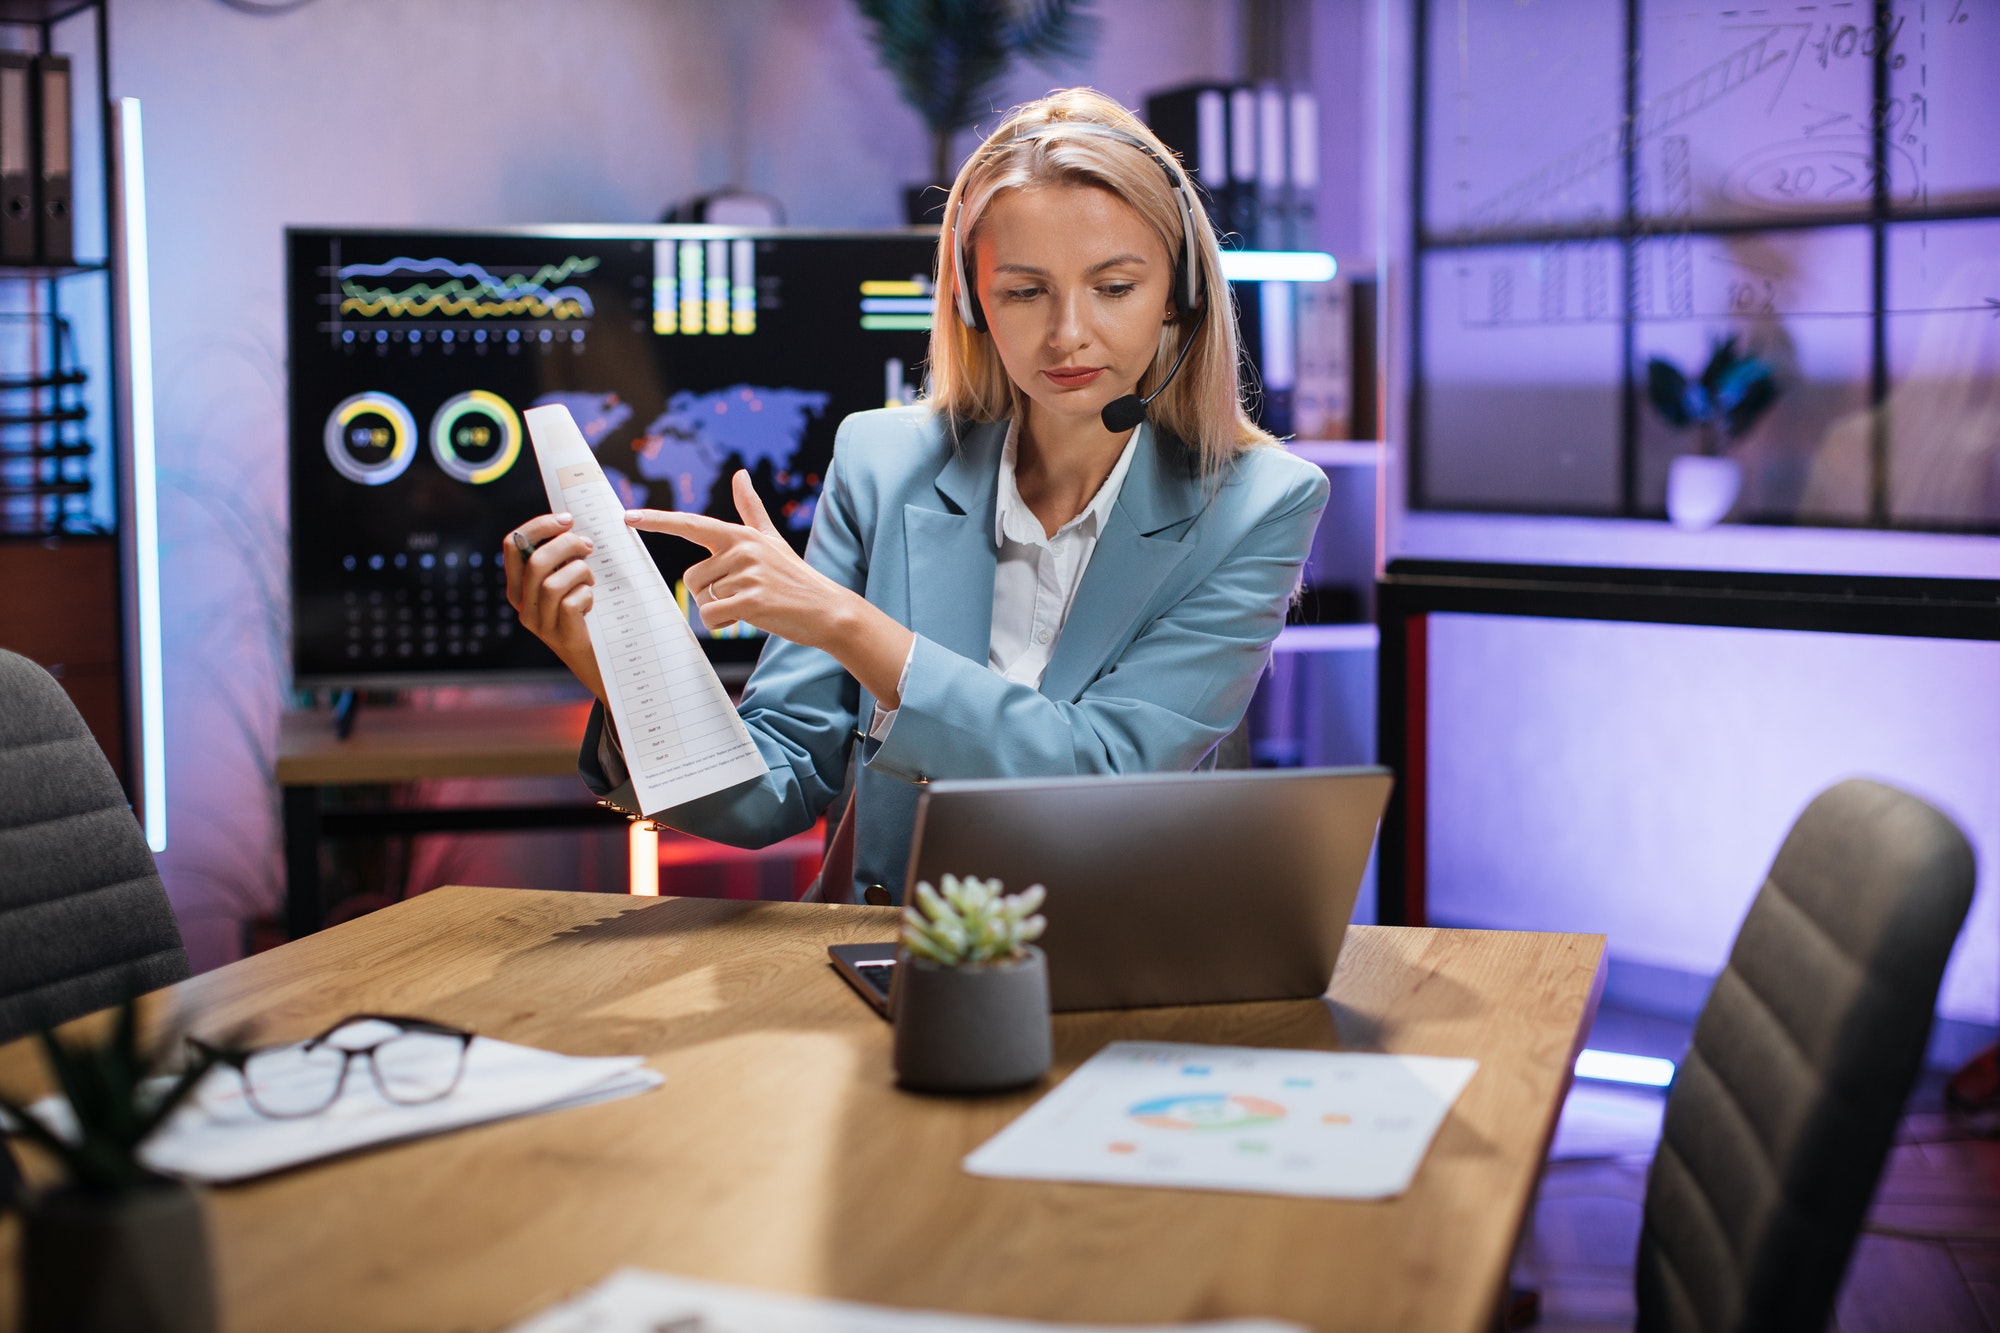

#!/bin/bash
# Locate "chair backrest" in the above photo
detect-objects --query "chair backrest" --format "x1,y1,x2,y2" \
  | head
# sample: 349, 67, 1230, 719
0, 649, 188, 1041
1637, 779, 1976, 1333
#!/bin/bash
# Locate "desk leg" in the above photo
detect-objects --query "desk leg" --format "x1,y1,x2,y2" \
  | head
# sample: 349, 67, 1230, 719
283, 785, 325, 939
1375, 604, 1429, 926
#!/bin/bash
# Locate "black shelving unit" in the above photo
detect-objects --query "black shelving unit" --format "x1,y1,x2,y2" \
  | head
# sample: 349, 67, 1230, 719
0, 0, 113, 537
0, 0, 130, 793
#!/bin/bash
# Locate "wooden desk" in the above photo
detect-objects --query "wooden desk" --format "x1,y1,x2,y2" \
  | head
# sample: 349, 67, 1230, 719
277, 703, 626, 937
0, 887, 1605, 1333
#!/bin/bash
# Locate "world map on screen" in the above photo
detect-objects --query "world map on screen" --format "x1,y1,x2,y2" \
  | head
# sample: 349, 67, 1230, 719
530, 386, 829, 529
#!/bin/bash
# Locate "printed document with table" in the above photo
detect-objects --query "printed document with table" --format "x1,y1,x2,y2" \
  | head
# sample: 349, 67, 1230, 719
525, 403, 766, 812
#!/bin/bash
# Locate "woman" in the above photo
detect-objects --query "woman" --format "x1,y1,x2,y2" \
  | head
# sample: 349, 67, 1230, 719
505, 87, 1329, 905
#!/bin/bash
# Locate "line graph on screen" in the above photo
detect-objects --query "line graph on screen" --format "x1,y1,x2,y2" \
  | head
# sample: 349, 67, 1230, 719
336, 255, 600, 320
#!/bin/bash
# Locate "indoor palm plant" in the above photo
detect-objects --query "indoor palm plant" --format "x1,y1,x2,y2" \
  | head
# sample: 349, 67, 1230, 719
1646, 335, 1782, 529
893, 875, 1052, 1091
853, 0, 1099, 223
1, 1001, 218, 1333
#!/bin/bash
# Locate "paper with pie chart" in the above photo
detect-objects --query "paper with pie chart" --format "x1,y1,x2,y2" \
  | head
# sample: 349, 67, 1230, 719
525, 403, 768, 814
963, 1041, 1478, 1200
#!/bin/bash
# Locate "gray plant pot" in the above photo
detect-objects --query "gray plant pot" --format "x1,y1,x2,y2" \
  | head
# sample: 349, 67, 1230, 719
892, 947, 1052, 1093
23, 1180, 216, 1333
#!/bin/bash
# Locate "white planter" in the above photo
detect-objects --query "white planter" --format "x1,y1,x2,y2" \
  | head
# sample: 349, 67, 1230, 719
1666, 455, 1743, 530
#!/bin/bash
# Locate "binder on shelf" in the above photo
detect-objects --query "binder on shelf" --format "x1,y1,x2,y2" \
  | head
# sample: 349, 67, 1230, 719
1256, 86, 1287, 250
1151, 82, 1322, 251
1288, 91, 1319, 252
1348, 275, 1378, 443
0, 53, 33, 265
1143, 82, 1235, 233
33, 54, 70, 266
1227, 86, 1258, 244
1294, 277, 1351, 442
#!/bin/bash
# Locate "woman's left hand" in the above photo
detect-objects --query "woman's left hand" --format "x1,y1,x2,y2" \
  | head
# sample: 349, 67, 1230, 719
628, 471, 915, 707
625, 470, 856, 649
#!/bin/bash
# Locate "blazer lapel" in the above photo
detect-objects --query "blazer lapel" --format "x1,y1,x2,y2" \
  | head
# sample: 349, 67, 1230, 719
1038, 426, 1202, 702
904, 420, 1002, 664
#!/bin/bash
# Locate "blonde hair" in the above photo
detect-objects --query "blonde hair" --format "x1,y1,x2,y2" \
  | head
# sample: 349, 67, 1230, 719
926, 87, 1276, 475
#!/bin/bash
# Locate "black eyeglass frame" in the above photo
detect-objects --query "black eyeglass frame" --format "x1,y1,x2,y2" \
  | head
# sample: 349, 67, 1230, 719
189, 1013, 476, 1121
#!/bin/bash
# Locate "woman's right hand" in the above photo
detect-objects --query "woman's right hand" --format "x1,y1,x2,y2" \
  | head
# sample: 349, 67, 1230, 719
502, 512, 606, 705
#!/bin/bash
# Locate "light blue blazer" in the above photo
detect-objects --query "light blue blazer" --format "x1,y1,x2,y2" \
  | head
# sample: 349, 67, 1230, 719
579, 406, 1330, 904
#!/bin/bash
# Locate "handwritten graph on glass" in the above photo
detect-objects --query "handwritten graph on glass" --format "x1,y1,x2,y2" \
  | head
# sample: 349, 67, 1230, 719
1426, 0, 1998, 332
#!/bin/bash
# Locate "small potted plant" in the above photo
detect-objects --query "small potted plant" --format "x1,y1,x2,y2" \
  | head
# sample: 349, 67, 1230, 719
1646, 335, 1782, 529
0, 1001, 218, 1333
853, 0, 1099, 224
894, 875, 1052, 1092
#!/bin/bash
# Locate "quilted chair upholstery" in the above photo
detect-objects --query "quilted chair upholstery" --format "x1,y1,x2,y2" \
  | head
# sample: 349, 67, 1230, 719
0, 649, 188, 1041
1636, 779, 1976, 1333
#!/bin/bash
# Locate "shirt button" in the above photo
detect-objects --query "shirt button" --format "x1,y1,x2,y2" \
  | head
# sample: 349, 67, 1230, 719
864, 884, 892, 906
1036, 627, 1053, 645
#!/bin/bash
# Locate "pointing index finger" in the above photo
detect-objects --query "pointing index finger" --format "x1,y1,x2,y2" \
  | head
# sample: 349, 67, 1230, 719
625, 507, 745, 552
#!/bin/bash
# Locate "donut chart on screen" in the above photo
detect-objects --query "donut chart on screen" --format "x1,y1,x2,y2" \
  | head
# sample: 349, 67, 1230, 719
429, 389, 523, 484
323, 391, 418, 486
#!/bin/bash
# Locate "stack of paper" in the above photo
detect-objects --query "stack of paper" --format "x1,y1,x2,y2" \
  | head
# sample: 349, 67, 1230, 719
30, 1024, 661, 1184
964, 1041, 1477, 1200
508, 1269, 1308, 1333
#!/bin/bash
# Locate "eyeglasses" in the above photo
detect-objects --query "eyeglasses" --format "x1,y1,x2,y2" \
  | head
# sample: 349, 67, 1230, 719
189, 1015, 475, 1120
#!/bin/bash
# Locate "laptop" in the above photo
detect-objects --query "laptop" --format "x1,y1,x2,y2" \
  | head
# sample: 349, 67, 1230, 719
829, 766, 1393, 1014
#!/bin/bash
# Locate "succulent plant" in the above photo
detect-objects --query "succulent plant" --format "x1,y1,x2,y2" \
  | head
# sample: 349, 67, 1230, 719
902, 874, 1047, 966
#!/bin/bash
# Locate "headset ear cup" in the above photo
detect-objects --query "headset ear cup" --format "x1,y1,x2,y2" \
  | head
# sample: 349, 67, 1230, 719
950, 221, 985, 330
1177, 188, 1205, 315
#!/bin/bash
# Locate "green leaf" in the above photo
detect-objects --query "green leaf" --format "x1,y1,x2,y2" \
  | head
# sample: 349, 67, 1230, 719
854, 0, 1099, 137
0, 1090, 88, 1181
135, 1048, 218, 1143
1699, 335, 1741, 398
1646, 358, 1692, 428
1720, 369, 1778, 437
914, 879, 950, 925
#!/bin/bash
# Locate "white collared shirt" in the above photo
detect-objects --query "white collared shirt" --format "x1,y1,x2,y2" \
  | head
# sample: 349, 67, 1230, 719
867, 421, 1142, 737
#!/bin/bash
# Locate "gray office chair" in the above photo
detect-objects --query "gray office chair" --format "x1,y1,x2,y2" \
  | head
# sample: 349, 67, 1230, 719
0, 649, 188, 1042
1635, 778, 1975, 1333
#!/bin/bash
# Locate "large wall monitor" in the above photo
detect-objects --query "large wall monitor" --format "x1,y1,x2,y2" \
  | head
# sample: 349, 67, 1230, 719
287, 227, 938, 687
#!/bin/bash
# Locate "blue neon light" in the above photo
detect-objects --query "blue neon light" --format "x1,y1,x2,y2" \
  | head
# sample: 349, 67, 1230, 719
1217, 251, 1338, 283
1575, 1049, 1676, 1088
119, 99, 166, 853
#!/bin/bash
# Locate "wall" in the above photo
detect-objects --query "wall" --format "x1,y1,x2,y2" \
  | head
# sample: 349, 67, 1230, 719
110, 0, 1249, 969
1425, 614, 2000, 1033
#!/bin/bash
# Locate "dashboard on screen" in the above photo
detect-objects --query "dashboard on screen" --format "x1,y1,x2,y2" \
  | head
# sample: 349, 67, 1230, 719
287, 227, 939, 688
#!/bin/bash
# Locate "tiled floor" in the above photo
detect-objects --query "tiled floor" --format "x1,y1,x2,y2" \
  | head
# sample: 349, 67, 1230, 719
1513, 1006, 2000, 1332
